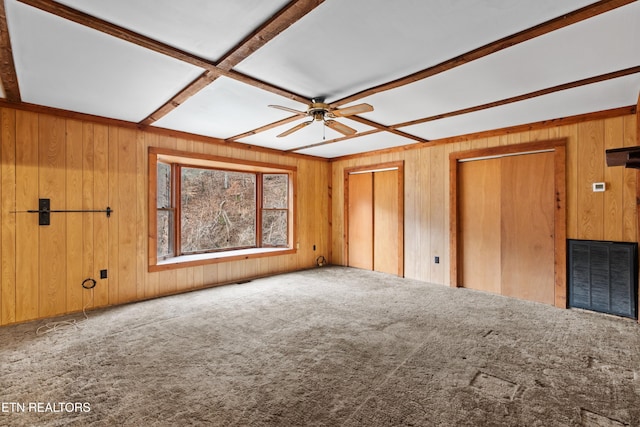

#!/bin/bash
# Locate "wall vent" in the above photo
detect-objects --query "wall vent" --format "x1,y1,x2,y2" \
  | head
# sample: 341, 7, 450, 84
568, 239, 638, 319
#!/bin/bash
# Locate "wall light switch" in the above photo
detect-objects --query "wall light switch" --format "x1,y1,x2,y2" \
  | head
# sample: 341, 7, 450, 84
592, 182, 606, 192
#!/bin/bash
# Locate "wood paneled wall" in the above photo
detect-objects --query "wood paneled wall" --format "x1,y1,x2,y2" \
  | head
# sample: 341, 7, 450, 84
0, 108, 330, 326
331, 114, 638, 286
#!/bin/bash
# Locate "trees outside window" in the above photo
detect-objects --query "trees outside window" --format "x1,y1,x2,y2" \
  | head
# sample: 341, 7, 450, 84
151, 149, 293, 263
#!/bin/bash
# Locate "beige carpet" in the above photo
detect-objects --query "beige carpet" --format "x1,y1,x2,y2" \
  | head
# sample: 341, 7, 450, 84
1, 266, 639, 426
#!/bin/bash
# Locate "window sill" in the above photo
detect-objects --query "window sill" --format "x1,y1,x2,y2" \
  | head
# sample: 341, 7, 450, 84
149, 247, 295, 272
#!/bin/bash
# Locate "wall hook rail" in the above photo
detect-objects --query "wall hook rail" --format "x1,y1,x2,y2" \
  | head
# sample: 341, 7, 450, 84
13, 199, 113, 225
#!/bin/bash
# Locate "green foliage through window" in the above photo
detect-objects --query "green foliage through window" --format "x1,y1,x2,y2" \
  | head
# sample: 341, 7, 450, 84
155, 158, 291, 259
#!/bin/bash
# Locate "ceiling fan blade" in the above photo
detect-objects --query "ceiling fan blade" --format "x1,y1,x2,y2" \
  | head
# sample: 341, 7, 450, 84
330, 103, 374, 117
276, 121, 312, 137
325, 120, 357, 136
268, 104, 307, 116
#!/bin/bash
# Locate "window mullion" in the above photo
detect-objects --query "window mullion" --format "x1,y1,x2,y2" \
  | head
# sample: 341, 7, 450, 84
174, 164, 181, 257
256, 172, 263, 248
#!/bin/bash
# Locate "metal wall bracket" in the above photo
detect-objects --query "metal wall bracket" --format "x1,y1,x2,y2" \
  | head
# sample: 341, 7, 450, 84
38, 198, 50, 225
24, 198, 113, 226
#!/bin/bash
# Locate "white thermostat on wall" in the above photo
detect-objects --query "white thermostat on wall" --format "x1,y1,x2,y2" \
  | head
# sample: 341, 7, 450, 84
592, 182, 606, 192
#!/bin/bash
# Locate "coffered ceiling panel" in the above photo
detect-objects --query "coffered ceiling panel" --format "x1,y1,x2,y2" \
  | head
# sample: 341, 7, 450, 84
6, 0, 203, 122
234, 0, 598, 102
152, 76, 309, 140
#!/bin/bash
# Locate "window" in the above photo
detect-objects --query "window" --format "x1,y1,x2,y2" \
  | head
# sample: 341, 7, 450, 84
149, 148, 295, 270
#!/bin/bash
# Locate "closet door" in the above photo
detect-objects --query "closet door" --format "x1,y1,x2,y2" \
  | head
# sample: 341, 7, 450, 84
346, 165, 404, 276
373, 169, 400, 275
458, 152, 555, 305
458, 158, 501, 294
500, 152, 555, 304
347, 172, 373, 270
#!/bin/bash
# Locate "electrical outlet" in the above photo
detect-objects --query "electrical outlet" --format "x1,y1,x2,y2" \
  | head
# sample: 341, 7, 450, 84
100, 269, 108, 279
434, 256, 440, 264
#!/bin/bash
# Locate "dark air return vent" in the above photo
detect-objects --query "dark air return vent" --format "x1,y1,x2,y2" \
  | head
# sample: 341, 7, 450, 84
568, 239, 638, 319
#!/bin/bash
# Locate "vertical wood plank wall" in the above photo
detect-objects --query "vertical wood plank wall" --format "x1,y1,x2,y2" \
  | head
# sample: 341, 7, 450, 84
0, 108, 330, 326
332, 114, 638, 286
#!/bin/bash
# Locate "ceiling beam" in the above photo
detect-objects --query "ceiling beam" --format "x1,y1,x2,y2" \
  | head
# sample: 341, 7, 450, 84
392, 66, 640, 129
228, 112, 429, 149
217, 0, 324, 71
17, 0, 311, 110
140, 71, 216, 126
287, 129, 382, 152
346, 115, 430, 143
141, 0, 324, 125
226, 114, 303, 142
0, 0, 20, 102
332, 0, 637, 107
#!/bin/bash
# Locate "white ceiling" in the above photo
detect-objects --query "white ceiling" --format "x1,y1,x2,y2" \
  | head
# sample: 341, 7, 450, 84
3, 0, 640, 158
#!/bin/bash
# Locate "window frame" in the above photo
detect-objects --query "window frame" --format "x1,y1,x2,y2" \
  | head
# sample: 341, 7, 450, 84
148, 147, 296, 272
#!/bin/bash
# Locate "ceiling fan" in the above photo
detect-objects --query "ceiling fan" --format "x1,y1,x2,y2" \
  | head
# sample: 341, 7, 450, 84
268, 98, 373, 138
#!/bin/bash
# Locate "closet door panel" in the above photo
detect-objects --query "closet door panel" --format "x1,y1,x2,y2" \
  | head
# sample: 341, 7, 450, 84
374, 170, 400, 275
348, 173, 373, 270
459, 159, 501, 293
501, 152, 555, 304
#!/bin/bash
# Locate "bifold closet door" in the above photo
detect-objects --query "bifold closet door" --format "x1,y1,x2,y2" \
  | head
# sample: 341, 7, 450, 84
458, 158, 501, 294
373, 169, 400, 275
347, 169, 402, 275
348, 172, 374, 270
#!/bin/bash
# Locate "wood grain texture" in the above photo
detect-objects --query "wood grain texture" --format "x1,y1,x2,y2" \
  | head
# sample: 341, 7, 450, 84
403, 154, 420, 280
107, 126, 119, 306
429, 145, 445, 284
458, 158, 501, 294
38, 114, 66, 318
553, 144, 567, 308
116, 128, 139, 303
373, 170, 400, 276
82, 123, 95, 308
500, 152, 555, 305
577, 121, 605, 240
603, 117, 624, 241
556, 124, 579, 239
1, 108, 16, 324
448, 155, 459, 287
135, 129, 146, 299
93, 124, 109, 307
14, 111, 39, 322
65, 119, 84, 312
347, 172, 373, 270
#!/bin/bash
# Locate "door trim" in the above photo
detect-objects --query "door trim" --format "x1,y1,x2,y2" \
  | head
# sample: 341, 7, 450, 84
344, 161, 404, 276
449, 140, 567, 308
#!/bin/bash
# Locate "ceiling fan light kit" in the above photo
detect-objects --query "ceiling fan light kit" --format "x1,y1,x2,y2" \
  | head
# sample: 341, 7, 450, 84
269, 98, 373, 138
